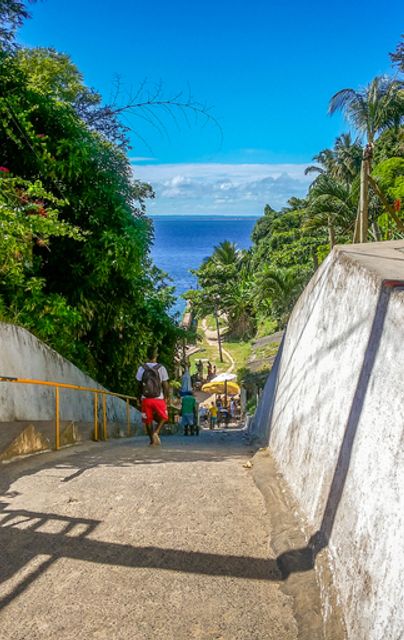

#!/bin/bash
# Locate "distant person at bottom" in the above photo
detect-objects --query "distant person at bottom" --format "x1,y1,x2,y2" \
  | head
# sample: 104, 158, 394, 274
136, 347, 169, 446
181, 392, 199, 436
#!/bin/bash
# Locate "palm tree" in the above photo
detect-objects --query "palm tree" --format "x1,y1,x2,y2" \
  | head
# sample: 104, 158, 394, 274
253, 266, 308, 327
329, 76, 404, 242
304, 173, 358, 247
222, 267, 255, 338
211, 240, 243, 266
305, 148, 336, 177
305, 133, 362, 187
333, 133, 363, 184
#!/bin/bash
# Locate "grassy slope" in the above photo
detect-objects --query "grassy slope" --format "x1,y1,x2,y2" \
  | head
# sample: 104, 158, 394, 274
189, 320, 253, 375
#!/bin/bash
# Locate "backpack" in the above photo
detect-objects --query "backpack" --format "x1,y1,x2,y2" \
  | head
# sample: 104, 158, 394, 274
141, 364, 162, 398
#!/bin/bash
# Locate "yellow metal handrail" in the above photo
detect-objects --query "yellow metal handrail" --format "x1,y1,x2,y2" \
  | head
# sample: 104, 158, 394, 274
0, 376, 139, 450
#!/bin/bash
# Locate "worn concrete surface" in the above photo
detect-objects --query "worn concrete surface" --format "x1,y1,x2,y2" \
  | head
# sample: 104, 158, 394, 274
0, 432, 328, 640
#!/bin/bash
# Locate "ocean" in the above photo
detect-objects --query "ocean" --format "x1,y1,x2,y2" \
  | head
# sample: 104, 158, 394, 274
150, 215, 260, 315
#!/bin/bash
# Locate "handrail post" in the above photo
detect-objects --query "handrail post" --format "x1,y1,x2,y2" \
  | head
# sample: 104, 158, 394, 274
55, 387, 60, 450
126, 398, 130, 437
102, 394, 107, 440
94, 392, 99, 441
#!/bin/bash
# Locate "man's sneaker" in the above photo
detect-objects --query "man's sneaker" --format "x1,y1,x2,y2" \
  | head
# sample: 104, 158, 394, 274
153, 432, 161, 446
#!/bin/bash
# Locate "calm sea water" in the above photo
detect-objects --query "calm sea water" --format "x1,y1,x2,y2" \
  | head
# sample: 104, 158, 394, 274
150, 215, 259, 315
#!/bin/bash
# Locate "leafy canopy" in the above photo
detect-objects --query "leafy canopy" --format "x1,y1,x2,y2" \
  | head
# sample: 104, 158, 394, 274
0, 46, 181, 393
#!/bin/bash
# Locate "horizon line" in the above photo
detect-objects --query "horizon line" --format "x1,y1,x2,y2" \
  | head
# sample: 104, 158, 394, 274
147, 212, 261, 217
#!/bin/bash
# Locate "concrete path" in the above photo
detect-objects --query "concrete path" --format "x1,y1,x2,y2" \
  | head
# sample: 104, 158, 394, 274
0, 432, 325, 640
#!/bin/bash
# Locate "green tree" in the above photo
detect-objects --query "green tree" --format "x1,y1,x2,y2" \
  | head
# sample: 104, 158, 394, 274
329, 76, 404, 241
0, 172, 87, 358
210, 240, 243, 267
253, 265, 308, 327
373, 157, 404, 201
304, 173, 358, 247
185, 241, 255, 338
373, 127, 404, 164
304, 134, 363, 185
251, 198, 322, 271
221, 264, 256, 338
0, 47, 181, 392
370, 158, 404, 239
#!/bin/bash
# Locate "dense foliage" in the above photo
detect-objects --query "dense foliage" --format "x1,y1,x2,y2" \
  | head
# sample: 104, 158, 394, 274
187, 40, 404, 338
0, 23, 181, 392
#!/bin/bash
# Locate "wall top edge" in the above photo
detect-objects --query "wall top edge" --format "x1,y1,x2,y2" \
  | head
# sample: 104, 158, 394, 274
333, 240, 404, 284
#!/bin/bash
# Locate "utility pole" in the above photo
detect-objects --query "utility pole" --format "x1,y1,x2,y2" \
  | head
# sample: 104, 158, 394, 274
214, 303, 224, 363
358, 143, 373, 243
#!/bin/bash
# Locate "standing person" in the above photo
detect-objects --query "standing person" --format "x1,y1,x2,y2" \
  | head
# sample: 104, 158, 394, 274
180, 365, 192, 396
230, 398, 236, 420
198, 404, 208, 427
196, 359, 204, 381
207, 361, 213, 380
136, 347, 169, 446
209, 402, 218, 429
181, 392, 198, 436
216, 395, 223, 427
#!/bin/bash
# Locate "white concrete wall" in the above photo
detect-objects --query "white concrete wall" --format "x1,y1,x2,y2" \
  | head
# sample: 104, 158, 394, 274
0, 322, 141, 426
248, 335, 285, 444
255, 241, 404, 640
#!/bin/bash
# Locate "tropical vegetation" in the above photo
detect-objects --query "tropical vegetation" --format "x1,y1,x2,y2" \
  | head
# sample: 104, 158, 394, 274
1, 4, 403, 394
187, 36, 404, 346
0, 1, 184, 394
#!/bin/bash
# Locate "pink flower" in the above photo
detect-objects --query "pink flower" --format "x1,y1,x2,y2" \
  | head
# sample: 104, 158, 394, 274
0, 166, 10, 173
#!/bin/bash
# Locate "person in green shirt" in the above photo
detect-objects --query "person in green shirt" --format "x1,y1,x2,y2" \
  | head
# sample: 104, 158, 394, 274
181, 392, 199, 436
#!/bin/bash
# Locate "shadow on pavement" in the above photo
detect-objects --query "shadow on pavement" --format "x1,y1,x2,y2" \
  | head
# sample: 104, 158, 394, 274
0, 424, 320, 611
0, 501, 320, 612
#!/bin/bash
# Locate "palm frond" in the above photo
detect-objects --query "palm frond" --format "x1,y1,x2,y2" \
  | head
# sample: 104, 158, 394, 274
328, 88, 357, 115
304, 165, 323, 175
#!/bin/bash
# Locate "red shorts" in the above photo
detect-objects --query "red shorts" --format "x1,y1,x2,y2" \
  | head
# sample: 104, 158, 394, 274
141, 398, 168, 424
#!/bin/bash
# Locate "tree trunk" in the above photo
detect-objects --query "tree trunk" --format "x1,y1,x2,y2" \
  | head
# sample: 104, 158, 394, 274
312, 248, 319, 271
353, 201, 360, 243
328, 217, 336, 248
371, 221, 382, 241
359, 157, 369, 242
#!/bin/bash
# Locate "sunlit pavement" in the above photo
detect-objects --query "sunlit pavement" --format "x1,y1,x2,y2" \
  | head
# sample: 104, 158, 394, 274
1, 432, 312, 639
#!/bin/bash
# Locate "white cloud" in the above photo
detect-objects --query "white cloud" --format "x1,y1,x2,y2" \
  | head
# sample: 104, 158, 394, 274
132, 162, 313, 214
129, 156, 156, 162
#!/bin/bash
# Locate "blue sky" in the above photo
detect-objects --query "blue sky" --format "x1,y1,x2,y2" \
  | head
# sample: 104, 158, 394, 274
19, 0, 403, 214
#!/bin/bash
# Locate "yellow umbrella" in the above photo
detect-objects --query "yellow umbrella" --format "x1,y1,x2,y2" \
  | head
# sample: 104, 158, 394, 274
201, 379, 240, 395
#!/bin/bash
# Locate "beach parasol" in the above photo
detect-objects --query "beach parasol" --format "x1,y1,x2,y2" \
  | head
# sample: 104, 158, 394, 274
201, 372, 240, 397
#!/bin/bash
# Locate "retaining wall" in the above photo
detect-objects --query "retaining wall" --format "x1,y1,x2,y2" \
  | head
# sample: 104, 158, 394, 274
0, 323, 142, 458
252, 240, 404, 640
